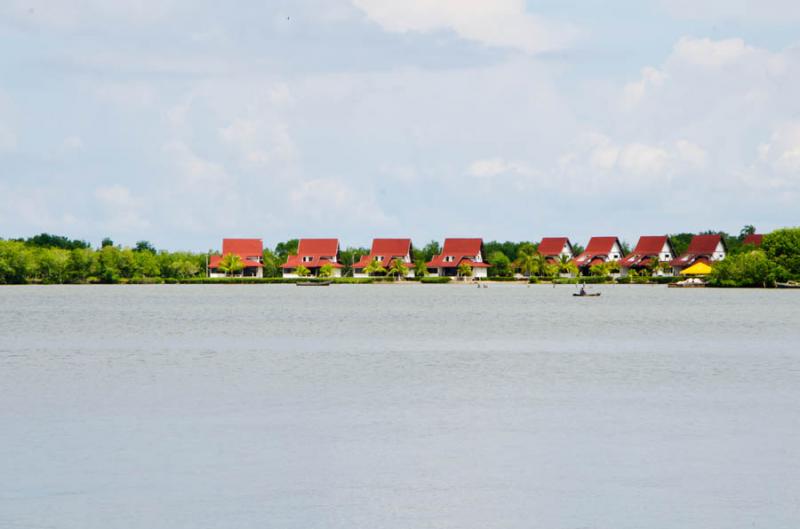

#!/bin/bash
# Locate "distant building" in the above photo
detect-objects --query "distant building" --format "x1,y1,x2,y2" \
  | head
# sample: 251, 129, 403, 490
573, 237, 624, 274
208, 238, 264, 278
670, 234, 727, 274
742, 234, 764, 247
281, 239, 343, 278
353, 238, 415, 278
426, 238, 490, 278
537, 237, 574, 264
619, 236, 676, 276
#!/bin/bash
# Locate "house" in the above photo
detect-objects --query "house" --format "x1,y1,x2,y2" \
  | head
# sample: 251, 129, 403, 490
208, 238, 264, 278
281, 239, 343, 278
353, 238, 415, 278
670, 234, 727, 274
537, 237, 574, 264
426, 238, 490, 278
742, 234, 764, 247
573, 237, 624, 274
619, 236, 676, 276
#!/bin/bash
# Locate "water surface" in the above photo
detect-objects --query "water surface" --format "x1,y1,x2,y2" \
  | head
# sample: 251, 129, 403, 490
1, 284, 799, 528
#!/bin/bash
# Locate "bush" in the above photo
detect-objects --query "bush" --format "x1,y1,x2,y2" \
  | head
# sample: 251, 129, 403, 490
528, 277, 539, 284
420, 276, 451, 284
553, 276, 611, 284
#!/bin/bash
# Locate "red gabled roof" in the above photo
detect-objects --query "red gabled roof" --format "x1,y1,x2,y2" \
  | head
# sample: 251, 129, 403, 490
687, 234, 723, 254
222, 238, 263, 257
538, 237, 572, 257
574, 236, 622, 266
742, 234, 763, 247
619, 236, 672, 267
354, 238, 413, 268
209, 238, 264, 270
281, 238, 341, 269
670, 234, 725, 267
426, 238, 488, 268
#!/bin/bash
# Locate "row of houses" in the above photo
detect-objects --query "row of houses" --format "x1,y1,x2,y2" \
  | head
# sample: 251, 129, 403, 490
208, 234, 764, 278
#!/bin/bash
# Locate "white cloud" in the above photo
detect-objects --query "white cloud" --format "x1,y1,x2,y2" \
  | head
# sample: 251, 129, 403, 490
623, 66, 667, 108
218, 118, 298, 168
675, 140, 708, 169
289, 178, 391, 228
468, 158, 534, 179
352, 0, 578, 54
0, 123, 17, 152
660, 0, 800, 22
94, 185, 149, 232
672, 37, 755, 68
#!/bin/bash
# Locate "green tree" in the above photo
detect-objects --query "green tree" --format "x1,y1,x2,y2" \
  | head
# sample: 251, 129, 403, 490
218, 253, 244, 276
262, 249, 281, 278
556, 254, 578, 276
274, 240, 299, 260
37, 248, 70, 283
414, 259, 428, 277
457, 262, 473, 279
739, 225, 756, 240
762, 227, 800, 277
295, 264, 310, 277
26, 233, 90, 250
339, 246, 369, 277
388, 258, 409, 280
101, 237, 114, 248
414, 240, 441, 262
363, 258, 386, 276
516, 245, 543, 277
488, 251, 511, 278
589, 262, 609, 276
134, 240, 156, 253
710, 250, 786, 287
318, 262, 334, 278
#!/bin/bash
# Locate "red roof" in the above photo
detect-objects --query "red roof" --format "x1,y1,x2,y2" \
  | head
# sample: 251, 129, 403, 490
574, 236, 622, 266
222, 238, 263, 258
538, 237, 572, 257
670, 234, 725, 267
354, 238, 412, 268
742, 234, 763, 246
209, 238, 264, 269
281, 239, 342, 269
619, 236, 672, 267
687, 234, 723, 254
426, 238, 490, 268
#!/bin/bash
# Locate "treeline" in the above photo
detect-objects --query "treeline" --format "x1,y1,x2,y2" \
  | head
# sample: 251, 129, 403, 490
2, 226, 799, 286
0, 236, 206, 284
709, 228, 800, 287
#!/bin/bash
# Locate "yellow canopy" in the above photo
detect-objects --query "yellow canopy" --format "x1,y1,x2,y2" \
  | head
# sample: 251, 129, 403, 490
680, 262, 712, 275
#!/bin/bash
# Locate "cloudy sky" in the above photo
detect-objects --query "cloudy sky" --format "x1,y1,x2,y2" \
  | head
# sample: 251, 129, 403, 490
1, 1, 799, 250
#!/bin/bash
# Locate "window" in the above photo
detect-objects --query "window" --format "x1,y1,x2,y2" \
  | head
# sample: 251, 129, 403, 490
302, 256, 312, 262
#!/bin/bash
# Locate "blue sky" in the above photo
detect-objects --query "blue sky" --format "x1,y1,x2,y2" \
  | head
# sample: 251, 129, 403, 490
1, 0, 799, 250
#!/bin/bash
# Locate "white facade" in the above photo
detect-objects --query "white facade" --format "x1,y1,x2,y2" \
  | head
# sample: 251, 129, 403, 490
711, 241, 726, 261
608, 240, 623, 261
659, 241, 674, 262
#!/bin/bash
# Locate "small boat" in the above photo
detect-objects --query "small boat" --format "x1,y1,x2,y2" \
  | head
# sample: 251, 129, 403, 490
777, 281, 800, 289
297, 281, 332, 286
573, 292, 601, 297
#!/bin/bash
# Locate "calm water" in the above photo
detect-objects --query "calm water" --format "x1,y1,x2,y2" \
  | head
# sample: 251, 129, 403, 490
1, 284, 799, 529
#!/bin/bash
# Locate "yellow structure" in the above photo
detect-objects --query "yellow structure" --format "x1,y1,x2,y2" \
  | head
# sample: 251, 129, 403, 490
680, 262, 712, 275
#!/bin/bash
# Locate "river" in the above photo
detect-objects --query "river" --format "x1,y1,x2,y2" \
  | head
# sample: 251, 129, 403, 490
1, 284, 798, 528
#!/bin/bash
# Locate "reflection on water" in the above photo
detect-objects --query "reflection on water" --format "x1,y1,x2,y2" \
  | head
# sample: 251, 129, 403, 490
1, 284, 799, 529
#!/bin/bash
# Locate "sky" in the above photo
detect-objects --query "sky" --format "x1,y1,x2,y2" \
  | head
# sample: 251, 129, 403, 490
1, 0, 799, 251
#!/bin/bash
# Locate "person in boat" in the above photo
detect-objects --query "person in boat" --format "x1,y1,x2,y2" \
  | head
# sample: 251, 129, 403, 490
579, 284, 586, 296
